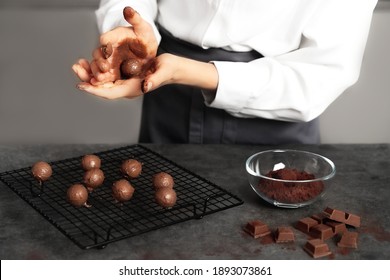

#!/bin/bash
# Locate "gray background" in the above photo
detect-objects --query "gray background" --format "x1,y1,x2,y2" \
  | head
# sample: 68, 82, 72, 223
1, 0, 389, 144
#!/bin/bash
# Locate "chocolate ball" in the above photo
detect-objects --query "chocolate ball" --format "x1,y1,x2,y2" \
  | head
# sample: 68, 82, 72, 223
153, 172, 174, 189
81, 154, 101, 171
83, 168, 105, 191
112, 179, 135, 202
67, 184, 88, 207
120, 58, 142, 79
155, 188, 177, 208
31, 161, 52, 183
121, 159, 142, 179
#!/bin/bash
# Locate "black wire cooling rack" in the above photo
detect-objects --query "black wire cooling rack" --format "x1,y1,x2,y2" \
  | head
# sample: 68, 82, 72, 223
0, 145, 243, 249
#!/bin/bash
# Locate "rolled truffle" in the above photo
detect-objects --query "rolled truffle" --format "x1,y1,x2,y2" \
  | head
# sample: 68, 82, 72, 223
31, 161, 52, 183
155, 188, 177, 208
153, 172, 174, 189
120, 58, 142, 79
83, 168, 105, 191
81, 154, 101, 171
112, 179, 135, 202
121, 159, 142, 179
67, 184, 88, 207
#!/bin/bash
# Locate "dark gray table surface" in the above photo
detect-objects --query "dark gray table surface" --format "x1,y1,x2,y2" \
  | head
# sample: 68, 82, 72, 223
0, 143, 389, 260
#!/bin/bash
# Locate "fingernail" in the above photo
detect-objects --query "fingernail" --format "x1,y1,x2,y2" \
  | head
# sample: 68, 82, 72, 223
77, 84, 87, 90
123, 6, 137, 19
142, 80, 152, 93
101, 43, 112, 59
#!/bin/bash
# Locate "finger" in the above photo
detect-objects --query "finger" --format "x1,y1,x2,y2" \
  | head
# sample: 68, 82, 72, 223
76, 81, 133, 100
78, 59, 92, 73
90, 60, 104, 80
123, 6, 150, 36
142, 69, 168, 93
72, 63, 92, 82
90, 71, 116, 85
96, 58, 110, 73
92, 47, 105, 60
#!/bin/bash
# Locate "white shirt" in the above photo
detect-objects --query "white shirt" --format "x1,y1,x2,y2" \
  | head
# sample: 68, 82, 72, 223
96, 0, 377, 122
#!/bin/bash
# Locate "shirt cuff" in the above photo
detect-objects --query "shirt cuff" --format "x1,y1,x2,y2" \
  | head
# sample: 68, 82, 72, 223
207, 60, 271, 114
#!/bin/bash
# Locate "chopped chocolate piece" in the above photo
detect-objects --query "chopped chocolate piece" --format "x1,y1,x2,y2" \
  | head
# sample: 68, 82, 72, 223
244, 220, 271, 239
323, 207, 361, 227
303, 239, 332, 259
275, 227, 295, 243
311, 213, 328, 224
310, 224, 335, 241
326, 221, 347, 235
295, 217, 319, 234
337, 231, 358, 249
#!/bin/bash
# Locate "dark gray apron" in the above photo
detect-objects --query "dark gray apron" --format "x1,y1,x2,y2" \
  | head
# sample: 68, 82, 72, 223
139, 26, 320, 144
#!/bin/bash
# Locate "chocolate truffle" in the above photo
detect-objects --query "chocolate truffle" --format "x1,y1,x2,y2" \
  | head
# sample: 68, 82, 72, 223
120, 58, 142, 79
121, 159, 142, 179
81, 154, 101, 171
155, 188, 177, 208
153, 172, 174, 189
67, 184, 89, 207
112, 179, 135, 202
31, 161, 52, 183
83, 168, 105, 191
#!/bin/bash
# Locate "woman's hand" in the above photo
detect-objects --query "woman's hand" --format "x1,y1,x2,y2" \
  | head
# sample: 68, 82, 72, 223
72, 6, 158, 88
73, 53, 219, 100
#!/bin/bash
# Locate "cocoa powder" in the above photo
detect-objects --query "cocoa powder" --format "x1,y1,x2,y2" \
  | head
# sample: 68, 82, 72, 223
258, 168, 324, 204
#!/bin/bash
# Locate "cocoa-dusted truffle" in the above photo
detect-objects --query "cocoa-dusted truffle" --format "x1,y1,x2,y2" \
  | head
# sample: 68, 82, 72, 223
81, 154, 101, 171
31, 161, 52, 184
153, 172, 174, 189
121, 159, 142, 179
67, 184, 89, 207
155, 188, 177, 208
112, 179, 135, 202
83, 168, 105, 192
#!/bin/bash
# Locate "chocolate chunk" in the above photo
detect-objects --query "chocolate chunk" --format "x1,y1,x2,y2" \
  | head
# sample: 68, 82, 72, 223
323, 207, 361, 227
337, 231, 358, 249
275, 227, 295, 243
311, 213, 328, 224
326, 221, 347, 235
309, 224, 335, 241
303, 239, 332, 259
244, 220, 271, 239
295, 217, 319, 234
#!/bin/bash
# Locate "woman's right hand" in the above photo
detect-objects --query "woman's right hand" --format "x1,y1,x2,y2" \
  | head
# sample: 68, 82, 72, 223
73, 6, 158, 85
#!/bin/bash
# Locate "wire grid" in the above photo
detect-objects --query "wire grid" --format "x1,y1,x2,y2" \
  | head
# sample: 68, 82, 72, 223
0, 145, 243, 249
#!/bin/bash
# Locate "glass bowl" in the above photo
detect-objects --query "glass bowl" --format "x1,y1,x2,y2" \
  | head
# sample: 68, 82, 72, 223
245, 149, 336, 208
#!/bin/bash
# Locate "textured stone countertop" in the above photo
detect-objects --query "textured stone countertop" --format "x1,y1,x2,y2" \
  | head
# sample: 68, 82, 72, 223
0, 143, 389, 260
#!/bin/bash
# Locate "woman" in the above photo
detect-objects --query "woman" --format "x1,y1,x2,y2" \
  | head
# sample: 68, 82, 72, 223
73, 0, 377, 144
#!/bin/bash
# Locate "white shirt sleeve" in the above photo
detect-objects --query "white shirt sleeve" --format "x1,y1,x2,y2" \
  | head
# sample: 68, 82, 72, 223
208, 0, 377, 122
95, 0, 160, 42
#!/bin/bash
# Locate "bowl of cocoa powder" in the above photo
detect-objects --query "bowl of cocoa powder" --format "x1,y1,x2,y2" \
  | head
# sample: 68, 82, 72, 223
246, 149, 336, 208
